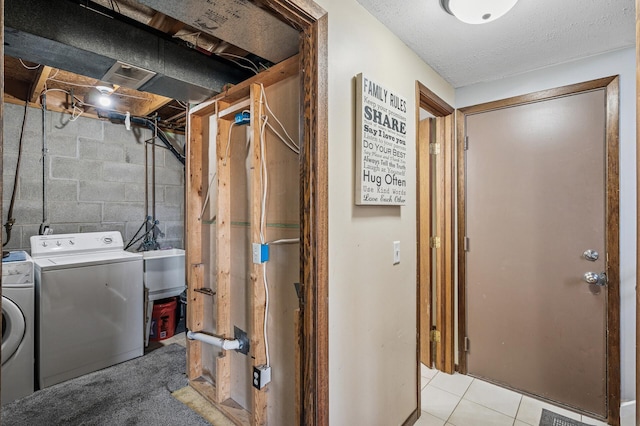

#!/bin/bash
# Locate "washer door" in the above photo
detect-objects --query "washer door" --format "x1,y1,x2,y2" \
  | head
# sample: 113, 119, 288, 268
2, 296, 26, 365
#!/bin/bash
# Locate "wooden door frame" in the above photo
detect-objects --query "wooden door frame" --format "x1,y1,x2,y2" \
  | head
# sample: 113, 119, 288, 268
456, 77, 620, 425
184, 1, 328, 425
225, 1, 330, 424
415, 81, 455, 414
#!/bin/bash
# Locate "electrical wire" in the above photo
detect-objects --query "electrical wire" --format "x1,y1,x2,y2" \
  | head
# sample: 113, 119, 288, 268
259, 84, 300, 153
19, 59, 40, 70
216, 52, 260, 74
258, 88, 271, 367
223, 121, 236, 166
267, 238, 300, 245
199, 171, 218, 220
265, 122, 299, 154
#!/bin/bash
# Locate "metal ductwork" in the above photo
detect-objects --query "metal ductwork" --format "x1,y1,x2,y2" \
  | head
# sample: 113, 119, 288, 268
4, 0, 253, 102
137, 0, 299, 64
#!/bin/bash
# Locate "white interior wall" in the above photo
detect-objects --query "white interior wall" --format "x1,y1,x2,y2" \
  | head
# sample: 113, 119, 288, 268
456, 47, 636, 402
313, 0, 455, 424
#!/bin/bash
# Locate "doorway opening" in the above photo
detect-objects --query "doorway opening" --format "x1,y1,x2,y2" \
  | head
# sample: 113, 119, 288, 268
415, 81, 455, 413
456, 77, 620, 425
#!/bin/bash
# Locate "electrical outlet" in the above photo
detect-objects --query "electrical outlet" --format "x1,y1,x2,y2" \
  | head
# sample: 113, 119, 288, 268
252, 243, 269, 264
235, 111, 250, 125
252, 365, 271, 389
393, 241, 400, 264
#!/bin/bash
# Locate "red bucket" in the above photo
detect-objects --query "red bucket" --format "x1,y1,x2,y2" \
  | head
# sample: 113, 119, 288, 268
150, 297, 177, 341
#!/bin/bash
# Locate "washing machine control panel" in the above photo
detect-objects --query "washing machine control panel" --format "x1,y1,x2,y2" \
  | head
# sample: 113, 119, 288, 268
30, 232, 125, 257
1, 254, 34, 285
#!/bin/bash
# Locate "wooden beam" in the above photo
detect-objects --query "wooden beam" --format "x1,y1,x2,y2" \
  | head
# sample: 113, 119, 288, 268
190, 54, 299, 118
30, 65, 52, 103
250, 83, 268, 426
139, 95, 173, 118
148, 12, 185, 35
186, 114, 204, 380
216, 116, 232, 404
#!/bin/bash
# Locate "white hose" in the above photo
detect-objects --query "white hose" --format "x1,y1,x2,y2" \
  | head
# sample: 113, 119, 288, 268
186, 331, 241, 351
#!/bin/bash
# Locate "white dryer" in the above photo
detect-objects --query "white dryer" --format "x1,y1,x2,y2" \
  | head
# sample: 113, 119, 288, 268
31, 231, 143, 389
1, 251, 35, 404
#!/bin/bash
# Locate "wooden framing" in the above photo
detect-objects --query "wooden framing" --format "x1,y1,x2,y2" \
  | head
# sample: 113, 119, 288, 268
415, 81, 455, 415
185, 0, 328, 421
417, 117, 432, 369
456, 77, 621, 425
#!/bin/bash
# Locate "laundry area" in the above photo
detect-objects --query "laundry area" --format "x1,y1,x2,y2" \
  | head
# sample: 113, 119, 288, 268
0, 0, 304, 424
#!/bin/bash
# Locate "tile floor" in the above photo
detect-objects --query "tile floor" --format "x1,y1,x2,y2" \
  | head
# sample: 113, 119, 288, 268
417, 365, 635, 426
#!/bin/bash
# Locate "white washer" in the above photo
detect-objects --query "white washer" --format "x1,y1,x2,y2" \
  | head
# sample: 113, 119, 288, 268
1, 251, 35, 404
31, 231, 143, 389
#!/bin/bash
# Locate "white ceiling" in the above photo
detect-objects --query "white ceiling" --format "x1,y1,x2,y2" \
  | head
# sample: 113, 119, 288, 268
354, 0, 635, 88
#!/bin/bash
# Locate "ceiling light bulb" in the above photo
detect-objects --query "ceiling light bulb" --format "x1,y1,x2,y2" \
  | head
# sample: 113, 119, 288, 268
98, 95, 112, 107
441, 0, 518, 24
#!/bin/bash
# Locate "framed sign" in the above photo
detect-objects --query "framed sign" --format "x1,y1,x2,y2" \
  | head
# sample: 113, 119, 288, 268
355, 73, 408, 205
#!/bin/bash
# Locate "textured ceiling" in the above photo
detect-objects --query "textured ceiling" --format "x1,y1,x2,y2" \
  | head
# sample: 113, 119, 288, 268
354, 0, 635, 88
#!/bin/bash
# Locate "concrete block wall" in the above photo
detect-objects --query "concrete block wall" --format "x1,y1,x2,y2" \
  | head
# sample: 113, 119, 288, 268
2, 102, 185, 252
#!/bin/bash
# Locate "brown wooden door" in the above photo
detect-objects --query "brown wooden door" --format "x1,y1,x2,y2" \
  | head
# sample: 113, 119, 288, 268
465, 89, 609, 416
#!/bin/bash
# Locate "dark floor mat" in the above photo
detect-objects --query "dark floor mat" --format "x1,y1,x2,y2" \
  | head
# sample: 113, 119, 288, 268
539, 408, 594, 426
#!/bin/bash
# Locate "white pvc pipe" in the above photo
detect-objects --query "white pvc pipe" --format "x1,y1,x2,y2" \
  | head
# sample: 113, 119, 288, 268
186, 331, 241, 351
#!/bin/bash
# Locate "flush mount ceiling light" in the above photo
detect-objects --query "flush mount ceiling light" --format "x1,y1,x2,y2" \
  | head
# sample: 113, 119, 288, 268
95, 84, 115, 107
440, 0, 518, 24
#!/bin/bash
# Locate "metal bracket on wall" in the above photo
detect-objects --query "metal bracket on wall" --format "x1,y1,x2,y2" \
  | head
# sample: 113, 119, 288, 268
234, 326, 250, 355
194, 288, 216, 296
430, 236, 441, 249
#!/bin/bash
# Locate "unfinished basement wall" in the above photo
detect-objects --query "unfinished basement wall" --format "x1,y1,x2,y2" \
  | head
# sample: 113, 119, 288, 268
2, 103, 185, 251
187, 67, 299, 425
312, 0, 455, 424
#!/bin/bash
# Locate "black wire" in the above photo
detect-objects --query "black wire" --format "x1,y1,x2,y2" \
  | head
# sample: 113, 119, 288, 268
3, 101, 29, 247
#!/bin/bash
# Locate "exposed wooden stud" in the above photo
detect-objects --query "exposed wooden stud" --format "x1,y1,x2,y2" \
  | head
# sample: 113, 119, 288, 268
216, 115, 233, 403
184, 1, 329, 423
139, 96, 174, 118
186, 113, 204, 380
250, 83, 268, 426
191, 379, 251, 426
188, 263, 205, 379
189, 54, 299, 118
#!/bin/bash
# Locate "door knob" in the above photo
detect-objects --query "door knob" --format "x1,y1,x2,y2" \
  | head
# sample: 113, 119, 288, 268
583, 250, 599, 261
584, 272, 607, 287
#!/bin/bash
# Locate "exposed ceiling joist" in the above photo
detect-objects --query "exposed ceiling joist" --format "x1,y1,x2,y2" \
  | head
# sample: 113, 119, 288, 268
29, 65, 51, 103
148, 12, 185, 35
5, 0, 252, 102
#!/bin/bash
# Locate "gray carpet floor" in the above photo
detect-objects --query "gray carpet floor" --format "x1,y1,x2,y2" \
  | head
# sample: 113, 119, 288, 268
1, 344, 211, 425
